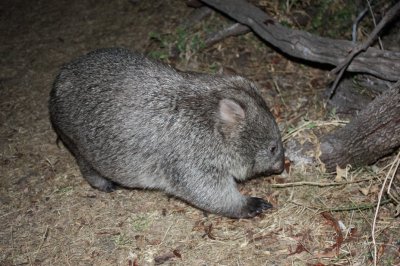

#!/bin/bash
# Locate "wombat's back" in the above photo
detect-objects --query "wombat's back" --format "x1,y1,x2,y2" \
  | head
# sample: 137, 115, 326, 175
51, 48, 182, 110
50, 48, 237, 185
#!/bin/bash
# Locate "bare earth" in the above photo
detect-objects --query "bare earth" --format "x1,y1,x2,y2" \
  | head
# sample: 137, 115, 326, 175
1, 0, 399, 265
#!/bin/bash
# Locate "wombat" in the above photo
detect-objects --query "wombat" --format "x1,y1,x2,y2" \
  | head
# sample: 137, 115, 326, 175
49, 48, 284, 218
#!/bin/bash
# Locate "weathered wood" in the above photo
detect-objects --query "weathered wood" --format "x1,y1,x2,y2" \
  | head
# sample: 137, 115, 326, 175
320, 83, 400, 172
200, 0, 400, 81
328, 1, 400, 97
204, 23, 250, 48
325, 78, 378, 117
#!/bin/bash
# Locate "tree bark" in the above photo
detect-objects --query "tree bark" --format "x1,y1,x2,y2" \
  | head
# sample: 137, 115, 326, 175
200, 0, 400, 81
320, 83, 400, 172
204, 23, 250, 48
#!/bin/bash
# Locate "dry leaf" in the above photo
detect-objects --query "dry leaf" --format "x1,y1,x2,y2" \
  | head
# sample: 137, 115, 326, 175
173, 249, 182, 259
335, 165, 347, 182
370, 184, 380, 194
359, 186, 370, 196
284, 158, 291, 174
288, 242, 307, 256
321, 212, 343, 254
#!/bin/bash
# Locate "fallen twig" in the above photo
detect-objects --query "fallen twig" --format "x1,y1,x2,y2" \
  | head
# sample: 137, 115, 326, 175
387, 151, 400, 205
372, 150, 400, 266
352, 8, 368, 43
204, 23, 250, 48
325, 199, 392, 212
289, 199, 392, 212
271, 177, 375, 188
282, 120, 348, 142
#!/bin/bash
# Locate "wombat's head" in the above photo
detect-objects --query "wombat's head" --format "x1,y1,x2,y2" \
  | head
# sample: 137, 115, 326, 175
214, 77, 284, 180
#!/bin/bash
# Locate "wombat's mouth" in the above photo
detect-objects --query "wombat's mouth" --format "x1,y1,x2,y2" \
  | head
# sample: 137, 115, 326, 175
253, 170, 279, 178
272, 158, 285, 174
241, 170, 277, 181
251, 162, 284, 178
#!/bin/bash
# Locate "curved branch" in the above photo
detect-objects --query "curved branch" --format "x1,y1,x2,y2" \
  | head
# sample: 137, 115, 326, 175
200, 0, 400, 81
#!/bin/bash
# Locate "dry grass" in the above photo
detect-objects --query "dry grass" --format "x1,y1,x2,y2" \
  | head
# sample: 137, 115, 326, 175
0, 0, 399, 265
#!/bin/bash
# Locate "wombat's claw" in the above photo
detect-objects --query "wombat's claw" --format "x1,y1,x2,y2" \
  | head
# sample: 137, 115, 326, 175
243, 197, 273, 218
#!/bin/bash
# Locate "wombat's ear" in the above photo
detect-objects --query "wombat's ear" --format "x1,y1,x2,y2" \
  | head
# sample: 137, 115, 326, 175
218, 98, 245, 124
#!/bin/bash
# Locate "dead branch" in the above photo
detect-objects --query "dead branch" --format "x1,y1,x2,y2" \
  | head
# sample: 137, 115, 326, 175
352, 8, 368, 43
204, 23, 250, 48
320, 82, 400, 172
200, 0, 400, 81
333, 1, 400, 75
329, 1, 400, 97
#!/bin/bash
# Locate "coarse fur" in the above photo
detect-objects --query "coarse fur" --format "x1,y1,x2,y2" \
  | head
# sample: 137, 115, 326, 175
49, 48, 284, 218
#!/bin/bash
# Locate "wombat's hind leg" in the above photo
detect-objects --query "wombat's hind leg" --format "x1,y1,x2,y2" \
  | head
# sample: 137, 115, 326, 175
76, 156, 116, 192
53, 128, 116, 192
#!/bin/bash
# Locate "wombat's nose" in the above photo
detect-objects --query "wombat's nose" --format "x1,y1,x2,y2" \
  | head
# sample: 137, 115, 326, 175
270, 141, 284, 174
272, 157, 284, 174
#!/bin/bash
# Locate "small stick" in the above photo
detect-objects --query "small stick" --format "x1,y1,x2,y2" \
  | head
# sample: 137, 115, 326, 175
386, 150, 400, 204
366, 0, 384, 49
33, 226, 49, 262
372, 150, 400, 266
204, 23, 250, 48
325, 199, 392, 212
271, 177, 375, 188
289, 199, 392, 212
352, 8, 368, 43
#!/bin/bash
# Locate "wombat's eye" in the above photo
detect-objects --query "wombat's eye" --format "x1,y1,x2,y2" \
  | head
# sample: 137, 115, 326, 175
269, 145, 276, 154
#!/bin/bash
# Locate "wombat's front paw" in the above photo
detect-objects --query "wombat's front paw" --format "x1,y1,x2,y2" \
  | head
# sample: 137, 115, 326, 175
240, 197, 273, 218
96, 181, 116, 193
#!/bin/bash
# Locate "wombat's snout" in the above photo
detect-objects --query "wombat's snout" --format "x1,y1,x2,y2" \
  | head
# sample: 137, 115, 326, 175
271, 156, 285, 174
269, 141, 285, 174
252, 140, 285, 176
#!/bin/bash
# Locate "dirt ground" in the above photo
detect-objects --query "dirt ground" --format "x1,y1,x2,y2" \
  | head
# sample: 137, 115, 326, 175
1, 0, 399, 265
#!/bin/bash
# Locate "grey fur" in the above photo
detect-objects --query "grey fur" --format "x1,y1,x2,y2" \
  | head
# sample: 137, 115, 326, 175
49, 48, 284, 218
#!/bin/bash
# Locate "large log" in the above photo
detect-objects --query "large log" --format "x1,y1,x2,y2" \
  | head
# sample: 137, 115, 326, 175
200, 0, 400, 81
320, 83, 400, 172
